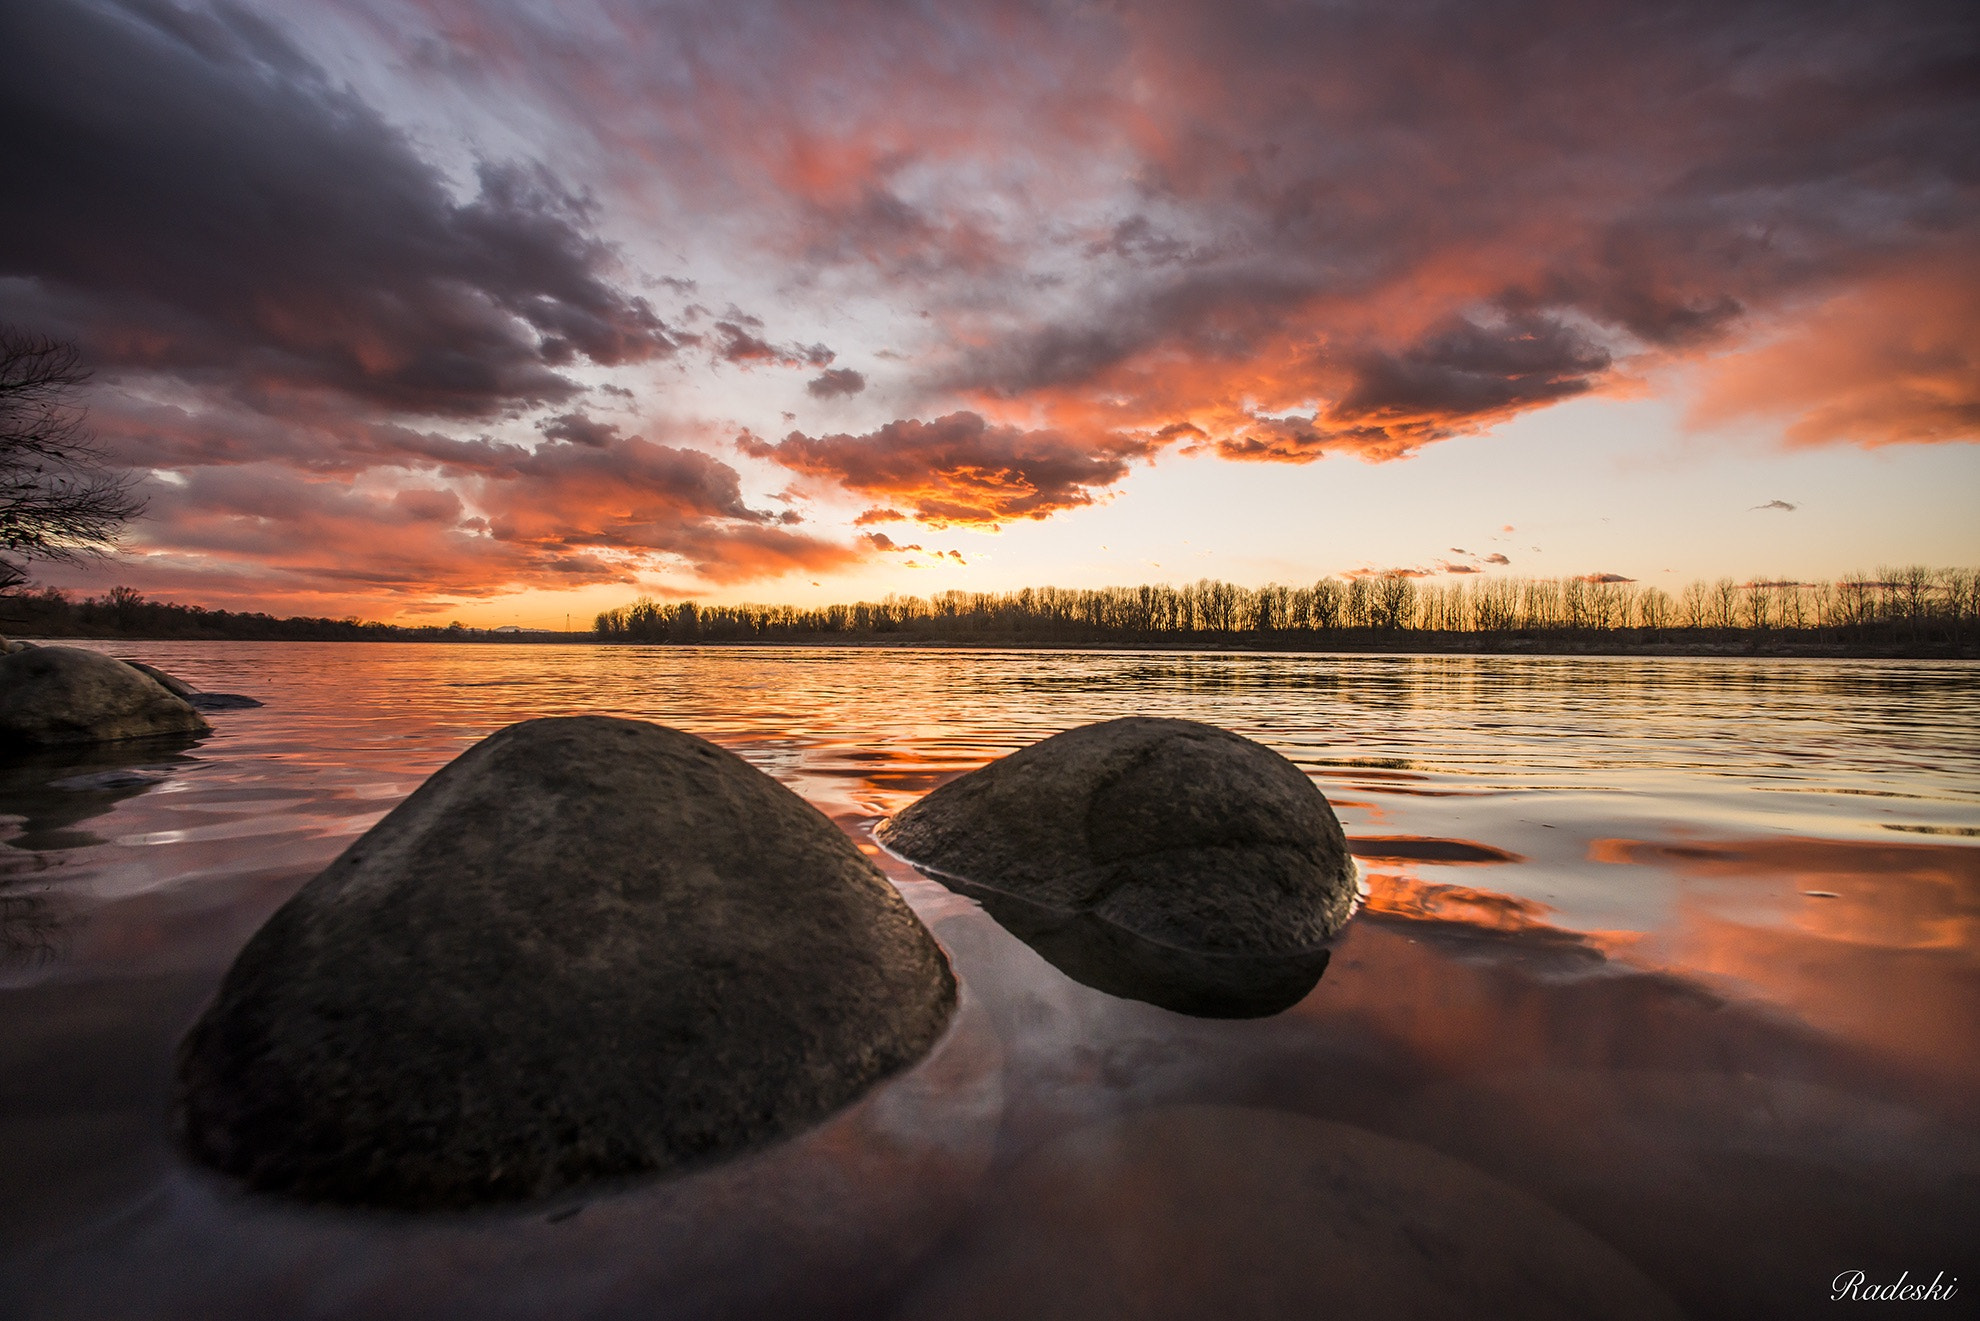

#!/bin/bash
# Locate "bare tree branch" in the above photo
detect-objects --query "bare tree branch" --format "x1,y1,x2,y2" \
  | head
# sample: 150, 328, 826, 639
0, 326, 144, 583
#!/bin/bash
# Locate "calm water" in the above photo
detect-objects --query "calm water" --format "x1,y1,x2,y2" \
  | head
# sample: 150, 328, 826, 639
1, 643, 1976, 1319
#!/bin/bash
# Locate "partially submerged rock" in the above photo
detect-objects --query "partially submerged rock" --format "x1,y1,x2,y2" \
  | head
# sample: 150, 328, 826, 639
895, 1106, 1685, 1321
176, 715, 957, 1210
0, 646, 211, 749
121, 660, 262, 711
877, 718, 1356, 959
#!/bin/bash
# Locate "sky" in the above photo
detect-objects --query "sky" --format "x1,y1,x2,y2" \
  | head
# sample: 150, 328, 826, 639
2, 0, 1976, 625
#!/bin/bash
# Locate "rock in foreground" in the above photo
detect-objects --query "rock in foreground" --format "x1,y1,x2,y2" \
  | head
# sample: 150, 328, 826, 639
877, 718, 1356, 957
175, 716, 956, 1210
0, 646, 211, 749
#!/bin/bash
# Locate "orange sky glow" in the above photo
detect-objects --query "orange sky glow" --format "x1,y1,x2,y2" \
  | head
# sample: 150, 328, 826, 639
2, 0, 1975, 624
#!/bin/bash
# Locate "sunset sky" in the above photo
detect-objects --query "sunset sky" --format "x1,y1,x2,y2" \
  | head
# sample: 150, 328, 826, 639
3, 0, 1976, 625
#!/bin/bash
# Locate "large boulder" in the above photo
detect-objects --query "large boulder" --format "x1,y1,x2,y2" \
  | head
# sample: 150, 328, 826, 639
876, 718, 1356, 958
0, 645, 211, 749
176, 715, 957, 1210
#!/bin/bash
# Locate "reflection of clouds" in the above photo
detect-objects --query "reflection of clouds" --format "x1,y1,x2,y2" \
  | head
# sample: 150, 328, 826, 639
1361, 871, 1562, 936
1590, 835, 1980, 1083
1592, 836, 1980, 953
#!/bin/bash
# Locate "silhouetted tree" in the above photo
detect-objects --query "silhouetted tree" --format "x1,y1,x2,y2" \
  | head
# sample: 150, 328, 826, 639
0, 328, 143, 589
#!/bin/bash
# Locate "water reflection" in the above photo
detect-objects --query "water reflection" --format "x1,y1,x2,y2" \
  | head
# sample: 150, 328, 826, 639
0, 735, 204, 851
0, 643, 1972, 1320
924, 871, 1333, 1018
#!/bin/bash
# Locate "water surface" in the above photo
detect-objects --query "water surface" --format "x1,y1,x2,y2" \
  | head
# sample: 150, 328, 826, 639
2, 644, 1975, 1318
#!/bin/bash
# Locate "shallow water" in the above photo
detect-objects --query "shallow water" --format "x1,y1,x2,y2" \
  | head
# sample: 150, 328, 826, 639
1, 643, 1975, 1318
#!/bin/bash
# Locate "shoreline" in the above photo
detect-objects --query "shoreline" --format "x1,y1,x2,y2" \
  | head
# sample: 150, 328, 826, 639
18, 631, 1976, 660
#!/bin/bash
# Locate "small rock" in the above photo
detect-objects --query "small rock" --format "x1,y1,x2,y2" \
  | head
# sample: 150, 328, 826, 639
0, 646, 211, 749
175, 715, 957, 1210
119, 660, 198, 700
120, 660, 262, 710
877, 718, 1356, 957
186, 692, 262, 711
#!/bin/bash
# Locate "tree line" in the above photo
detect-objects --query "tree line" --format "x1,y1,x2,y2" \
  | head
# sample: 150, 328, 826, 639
595, 568, 1980, 649
0, 585, 560, 642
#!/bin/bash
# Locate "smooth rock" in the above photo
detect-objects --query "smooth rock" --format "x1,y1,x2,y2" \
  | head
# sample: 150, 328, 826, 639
0, 646, 211, 749
175, 715, 957, 1210
894, 1105, 1684, 1321
877, 718, 1356, 956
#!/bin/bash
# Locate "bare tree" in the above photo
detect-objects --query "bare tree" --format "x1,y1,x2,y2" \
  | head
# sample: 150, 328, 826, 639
1, 328, 144, 590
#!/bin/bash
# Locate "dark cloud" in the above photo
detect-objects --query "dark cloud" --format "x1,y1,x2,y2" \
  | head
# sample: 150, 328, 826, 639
537, 412, 622, 448
712, 320, 835, 369
0, 0, 678, 418
1085, 216, 1195, 267
739, 412, 1159, 526
807, 367, 867, 398
1750, 499, 1798, 512
1578, 572, 1638, 584
1484, 552, 1511, 565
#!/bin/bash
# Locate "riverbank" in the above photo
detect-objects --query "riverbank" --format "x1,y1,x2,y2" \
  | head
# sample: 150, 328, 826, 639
12, 628, 1974, 659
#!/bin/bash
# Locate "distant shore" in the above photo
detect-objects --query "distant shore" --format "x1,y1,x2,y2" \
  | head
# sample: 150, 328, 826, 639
12, 627, 1973, 660
7, 573, 1975, 660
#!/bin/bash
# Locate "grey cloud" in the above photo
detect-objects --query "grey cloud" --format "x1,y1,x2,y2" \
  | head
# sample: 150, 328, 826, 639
0, 0, 678, 419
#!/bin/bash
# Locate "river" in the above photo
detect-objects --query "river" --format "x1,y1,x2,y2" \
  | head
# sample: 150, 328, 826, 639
2, 644, 1975, 1318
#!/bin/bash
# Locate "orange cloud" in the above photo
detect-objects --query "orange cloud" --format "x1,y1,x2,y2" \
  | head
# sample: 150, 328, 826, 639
740, 412, 1163, 527
1689, 245, 1980, 447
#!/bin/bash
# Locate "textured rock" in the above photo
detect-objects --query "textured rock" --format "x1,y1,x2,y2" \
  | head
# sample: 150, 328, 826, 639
895, 1106, 1685, 1321
877, 718, 1355, 957
175, 716, 956, 1210
0, 646, 211, 749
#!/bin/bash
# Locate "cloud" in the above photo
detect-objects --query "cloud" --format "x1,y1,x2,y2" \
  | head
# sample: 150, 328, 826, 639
77, 407, 866, 611
711, 319, 835, 369
7, 0, 1975, 615
537, 412, 622, 448
1577, 572, 1637, 584
740, 411, 1161, 526
1749, 499, 1798, 512
1484, 552, 1511, 565
1690, 246, 1980, 447
860, 530, 969, 564
0, 0, 679, 418
807, 367, 868, 398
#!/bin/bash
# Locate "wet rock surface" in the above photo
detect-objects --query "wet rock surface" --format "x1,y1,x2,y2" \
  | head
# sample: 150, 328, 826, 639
175, 715, 957, 1210
895, 1105, 1686, 1321
0, 646, 211, 749
877, 718, 1357, 958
